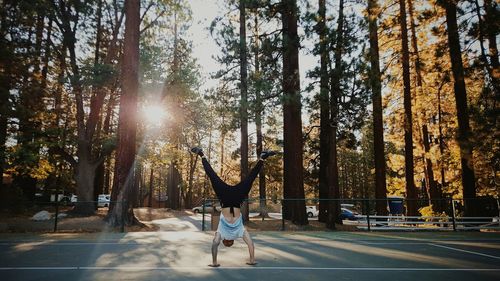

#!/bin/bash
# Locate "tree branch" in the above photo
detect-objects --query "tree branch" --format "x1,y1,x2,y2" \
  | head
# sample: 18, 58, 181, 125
50, 146, 77, 168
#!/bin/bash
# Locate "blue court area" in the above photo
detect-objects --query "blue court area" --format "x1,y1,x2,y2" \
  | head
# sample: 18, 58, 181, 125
0, 231, 499, 281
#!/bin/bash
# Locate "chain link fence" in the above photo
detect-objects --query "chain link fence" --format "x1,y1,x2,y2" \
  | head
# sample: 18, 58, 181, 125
199, 197, 500, 232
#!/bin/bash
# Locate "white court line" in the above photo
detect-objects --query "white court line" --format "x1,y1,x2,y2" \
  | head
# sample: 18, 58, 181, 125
0, 266, 500, 271
0, 238, 498, 246
430, 243, 500, 260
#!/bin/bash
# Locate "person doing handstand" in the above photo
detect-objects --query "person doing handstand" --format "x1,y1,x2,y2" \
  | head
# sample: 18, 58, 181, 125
190, 147, 276, 267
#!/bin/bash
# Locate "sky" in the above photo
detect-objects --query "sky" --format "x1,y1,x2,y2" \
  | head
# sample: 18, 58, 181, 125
188, 0, 224, 92
187, 0, 318, 95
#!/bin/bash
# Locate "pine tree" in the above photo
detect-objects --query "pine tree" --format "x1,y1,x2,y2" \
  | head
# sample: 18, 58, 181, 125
107, 0, 140, 226
282, 0, 307, 225
438, 0, 476, 216
367, 0, 388, 216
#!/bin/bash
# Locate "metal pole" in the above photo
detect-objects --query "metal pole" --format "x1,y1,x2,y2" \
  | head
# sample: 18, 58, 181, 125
366, 199, 371, 231
53, 193, 60, 233
281, 199, 285, 231
451, 198, 457, 231
202, 198, 206, 231
497, 199, 500, 227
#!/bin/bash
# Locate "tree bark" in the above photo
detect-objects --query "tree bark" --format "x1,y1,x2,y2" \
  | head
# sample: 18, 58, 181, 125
439, 0, 476, 216
253, 11, 268, 218
107, 0, 140, 226
282, 0, 307, 225
367, 0, 388, 215
399, 0, 418, 216
239, 0, 250, 222
327, 0, 345, 229
317, 0, 330, 223
148, 167, 154, 207
408, 0, 440, 211
0, 1, 11, 190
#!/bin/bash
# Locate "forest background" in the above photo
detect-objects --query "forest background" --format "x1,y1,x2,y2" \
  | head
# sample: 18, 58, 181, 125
0, 0, 497, 227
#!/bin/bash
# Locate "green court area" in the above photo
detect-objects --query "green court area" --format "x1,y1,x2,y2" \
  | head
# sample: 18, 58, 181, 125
0, 231, 499, 281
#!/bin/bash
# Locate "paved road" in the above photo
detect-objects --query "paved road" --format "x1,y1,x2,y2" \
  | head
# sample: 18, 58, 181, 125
0, 230, 499, 281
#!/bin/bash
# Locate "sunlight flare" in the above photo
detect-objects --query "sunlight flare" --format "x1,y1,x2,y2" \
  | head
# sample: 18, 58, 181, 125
142, 104, 168, 126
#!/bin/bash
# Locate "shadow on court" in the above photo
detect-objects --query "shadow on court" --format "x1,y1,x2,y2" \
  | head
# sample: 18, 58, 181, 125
0, 231, 499, 281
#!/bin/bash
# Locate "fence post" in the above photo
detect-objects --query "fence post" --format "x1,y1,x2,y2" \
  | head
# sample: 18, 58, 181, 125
53, 194, 60, 232
202, 198, 206, 231
497, 199, 500, 228
366, 199, 371, 231
281, 199, 285, 231
451, 198, 457, 231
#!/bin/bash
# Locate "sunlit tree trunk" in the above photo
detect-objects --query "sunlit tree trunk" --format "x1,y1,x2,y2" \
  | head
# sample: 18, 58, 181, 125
408, 0, 440, 212
107, 0, 140, 226
399, 0, 418, 216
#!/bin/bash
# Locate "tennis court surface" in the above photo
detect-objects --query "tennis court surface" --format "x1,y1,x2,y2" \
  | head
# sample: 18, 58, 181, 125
0, 231, 499, 281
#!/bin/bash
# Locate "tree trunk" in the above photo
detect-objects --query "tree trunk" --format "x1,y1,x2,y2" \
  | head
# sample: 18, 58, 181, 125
437, 82, 447, 192
439, 0, 476, 216
0, 3, 11, 189
408, 0, 440, 211
399, 0, 418, 216
484, 0, 499, 91
282, 0, 307, 225
74, 158, 98, 215
239, 0, 250, 222
317, 0, 330, 223
167, 164, 182, 210
327, 0, 345, 229
148, 167, 154, 208
107, 0, 140, 226
253, 11, 268, 218
367, 0, 388, 216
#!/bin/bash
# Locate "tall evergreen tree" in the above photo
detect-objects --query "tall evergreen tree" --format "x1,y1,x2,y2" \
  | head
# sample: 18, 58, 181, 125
282, 0, 307, 225
399, 0, 418, 216
366, 0, 388, 216
438, 0, 476, 216
108, 0, 140, 226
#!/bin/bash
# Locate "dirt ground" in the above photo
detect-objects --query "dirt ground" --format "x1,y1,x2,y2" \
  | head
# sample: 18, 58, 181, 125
0, 207, 351, 233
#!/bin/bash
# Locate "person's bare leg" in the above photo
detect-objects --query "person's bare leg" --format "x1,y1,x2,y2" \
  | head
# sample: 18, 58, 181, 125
209, 232, 221, 267
242, 230, 257, 265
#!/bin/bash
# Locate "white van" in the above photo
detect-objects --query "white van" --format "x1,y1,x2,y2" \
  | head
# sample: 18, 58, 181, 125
98, 194, 111, 207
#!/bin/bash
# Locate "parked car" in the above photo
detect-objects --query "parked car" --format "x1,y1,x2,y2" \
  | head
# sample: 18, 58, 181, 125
192, 202, 221, 213
340, 208, 359, 220
306, 206, 319, 218
52, 194, 77, 205
98, 194, 110, 207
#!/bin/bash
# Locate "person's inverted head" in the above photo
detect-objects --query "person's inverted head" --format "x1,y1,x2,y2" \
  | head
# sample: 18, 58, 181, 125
222, 239, 234, 247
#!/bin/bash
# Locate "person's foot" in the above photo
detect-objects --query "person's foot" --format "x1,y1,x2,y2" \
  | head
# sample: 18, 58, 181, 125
190, 147, 204, 157
260, 151, 277, 160
246, 261, 258, 266
208, 263, 220, 267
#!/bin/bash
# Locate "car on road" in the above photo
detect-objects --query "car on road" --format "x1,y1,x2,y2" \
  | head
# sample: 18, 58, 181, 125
98, 194, 110, 207
340, 208, 359, 220
306, 206, 319, 218
192, 202, 221, 213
